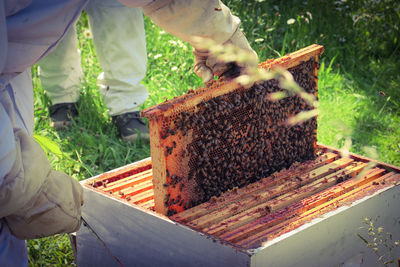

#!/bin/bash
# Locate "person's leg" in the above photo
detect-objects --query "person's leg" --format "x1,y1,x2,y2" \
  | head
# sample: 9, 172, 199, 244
85, 0, 149, 141
0, 220, 28, 267
38, 24, 82, 129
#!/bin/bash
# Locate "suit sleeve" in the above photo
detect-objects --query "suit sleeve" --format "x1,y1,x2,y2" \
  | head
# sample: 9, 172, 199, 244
140, 0, 241, 48
0, 128, 83, 240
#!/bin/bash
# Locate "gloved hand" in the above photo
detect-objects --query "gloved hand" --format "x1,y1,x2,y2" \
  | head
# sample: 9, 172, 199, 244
193, 29, 258, 83
141, 0, 258, 83
0, 129, 83, 239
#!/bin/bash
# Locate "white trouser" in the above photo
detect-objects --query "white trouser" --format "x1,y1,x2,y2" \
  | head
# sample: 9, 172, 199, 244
39, 0, 148, 116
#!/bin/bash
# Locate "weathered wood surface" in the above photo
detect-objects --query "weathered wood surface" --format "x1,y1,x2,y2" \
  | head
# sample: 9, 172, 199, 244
170, 148, 400, 250
226, 167, 386, 246
77, 164, 400, 266
241, 171, 399, 249
147, 117, 169, 214
128, 189, 154, 205
85, 157, 152, 188
102, 170, 152, 193
187, 157, 354, 231
204, 161, 368, 237
249, 179, 400, 267
83, 157, 155, 211
172, 152, 337, 223
318, 142, 400, 173
77, 144, 400, 266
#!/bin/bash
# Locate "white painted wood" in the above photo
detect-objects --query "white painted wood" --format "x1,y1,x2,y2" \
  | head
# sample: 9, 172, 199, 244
77, 156, 400, 267
76, 188, 250, 267
250, 184, 400, 267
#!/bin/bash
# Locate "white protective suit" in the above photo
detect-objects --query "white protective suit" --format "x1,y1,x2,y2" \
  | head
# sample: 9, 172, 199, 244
38, 0, 148, 116
0, 0, 88, 265
0, 0, 256, 266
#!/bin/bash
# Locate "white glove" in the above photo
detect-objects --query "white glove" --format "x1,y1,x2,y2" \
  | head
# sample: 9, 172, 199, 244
0, 129, 83, 239
142, 0, 258, 83
193, 28, 258, 83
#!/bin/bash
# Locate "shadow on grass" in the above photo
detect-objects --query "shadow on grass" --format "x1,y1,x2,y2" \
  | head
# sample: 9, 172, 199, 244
51, 86, 151, 180
342, 58, 400, 165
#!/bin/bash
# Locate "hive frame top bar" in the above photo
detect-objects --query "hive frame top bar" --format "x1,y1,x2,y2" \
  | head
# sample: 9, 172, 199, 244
141, 44, 324, 119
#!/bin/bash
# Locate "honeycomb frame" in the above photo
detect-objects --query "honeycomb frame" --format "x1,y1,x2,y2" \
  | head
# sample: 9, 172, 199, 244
142, 44, 325, 215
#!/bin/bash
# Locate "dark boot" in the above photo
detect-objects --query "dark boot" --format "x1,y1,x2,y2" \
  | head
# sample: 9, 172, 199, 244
49, 103, 78, 129
112, 111, 150, 142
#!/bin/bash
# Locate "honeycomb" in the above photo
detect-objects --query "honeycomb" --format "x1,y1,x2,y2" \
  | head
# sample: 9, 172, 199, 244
142, 44, 324, 216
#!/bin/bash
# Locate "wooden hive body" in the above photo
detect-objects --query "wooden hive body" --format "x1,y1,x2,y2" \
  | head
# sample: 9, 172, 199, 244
77, 145, 400, 266
75, 45, 400, 266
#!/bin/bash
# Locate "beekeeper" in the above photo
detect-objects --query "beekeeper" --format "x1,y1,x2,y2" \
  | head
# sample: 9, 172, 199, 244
38, 1, 150, 142
0, 0, 257, 265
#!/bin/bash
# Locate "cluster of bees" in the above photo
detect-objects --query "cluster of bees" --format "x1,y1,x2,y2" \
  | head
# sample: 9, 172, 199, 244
163, 170, 186, 216
164, 59, 319, 210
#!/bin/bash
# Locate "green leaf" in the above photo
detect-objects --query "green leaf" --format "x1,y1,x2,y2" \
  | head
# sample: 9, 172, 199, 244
34, 134, 63, 156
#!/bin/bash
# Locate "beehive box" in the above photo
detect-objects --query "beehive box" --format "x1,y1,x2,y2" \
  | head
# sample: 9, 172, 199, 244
142, 44, 323, 216
75, 45, 400, 266
76, 145, 400, 267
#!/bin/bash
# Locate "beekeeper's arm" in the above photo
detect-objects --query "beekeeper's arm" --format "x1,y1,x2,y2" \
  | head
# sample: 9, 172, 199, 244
0, 116, 83, 240
0, 106, 83, 240
0, 0, 86, 240
120, 0, 258, 83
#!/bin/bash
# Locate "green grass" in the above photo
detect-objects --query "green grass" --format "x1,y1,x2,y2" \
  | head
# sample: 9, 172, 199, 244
28, 1, 399, 265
